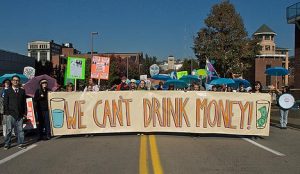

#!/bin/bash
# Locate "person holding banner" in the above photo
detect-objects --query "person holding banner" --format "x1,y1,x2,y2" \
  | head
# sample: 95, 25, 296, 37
129, 79, 137, 90
117, 76, 129, 91
66, 83, 74, 92
138, 80, 147, 90
84, 78, 99, 92
34, 79, 51, 140
276, 86, 291, 129
3, 75, 27, 150
156, 81, 164, 90
252, 81, 263, 93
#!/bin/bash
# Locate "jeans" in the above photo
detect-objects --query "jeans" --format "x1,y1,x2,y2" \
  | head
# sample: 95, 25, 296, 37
280, 109, 289, 128
4, 115, 24, 147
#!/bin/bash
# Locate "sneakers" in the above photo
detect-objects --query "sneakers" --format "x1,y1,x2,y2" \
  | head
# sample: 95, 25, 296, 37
4, 146, 9, 150
17, 144, 26, 149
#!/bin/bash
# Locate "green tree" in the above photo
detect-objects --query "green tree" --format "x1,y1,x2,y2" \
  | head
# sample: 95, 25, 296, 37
193, 0, 260, 77
140, 54, 158, 76
179, 59, 200, 74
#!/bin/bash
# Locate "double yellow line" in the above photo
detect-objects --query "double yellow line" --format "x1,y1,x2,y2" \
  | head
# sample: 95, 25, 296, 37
139, 135, 163, 174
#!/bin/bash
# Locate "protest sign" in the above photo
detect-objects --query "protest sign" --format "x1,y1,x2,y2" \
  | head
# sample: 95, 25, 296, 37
23, 66, 35, 79
176, 71, 188, 79
91, 56, 110, 80
49, 91, 271, 136
150, 64, 159, 77
66, 57, 86, 79
23, 98, 37, 130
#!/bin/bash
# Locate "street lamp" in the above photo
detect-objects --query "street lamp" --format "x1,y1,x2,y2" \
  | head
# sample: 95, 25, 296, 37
90, 32, 99, 86
91, 32, 98, 56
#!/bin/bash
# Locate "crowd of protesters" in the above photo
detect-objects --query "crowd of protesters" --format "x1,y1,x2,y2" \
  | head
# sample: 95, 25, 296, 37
0, 74, 291, 150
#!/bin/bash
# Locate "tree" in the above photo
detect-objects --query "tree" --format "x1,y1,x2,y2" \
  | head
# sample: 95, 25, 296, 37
193, 1, 260, 77
179, 59, 200, 74
140, 54, 158, 76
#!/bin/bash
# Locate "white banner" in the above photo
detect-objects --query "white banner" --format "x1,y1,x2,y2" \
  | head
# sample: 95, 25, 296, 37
49, 91, 271, 136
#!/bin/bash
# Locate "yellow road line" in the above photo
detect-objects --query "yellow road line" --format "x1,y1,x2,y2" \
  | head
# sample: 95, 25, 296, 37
149, 135, 163, 174
139, 135, 148, 174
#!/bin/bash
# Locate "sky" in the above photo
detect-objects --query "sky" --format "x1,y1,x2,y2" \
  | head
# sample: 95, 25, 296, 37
0, 0, 298, 60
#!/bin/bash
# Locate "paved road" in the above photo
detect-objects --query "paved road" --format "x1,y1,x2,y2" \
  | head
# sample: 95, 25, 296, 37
0, 125, 300, 174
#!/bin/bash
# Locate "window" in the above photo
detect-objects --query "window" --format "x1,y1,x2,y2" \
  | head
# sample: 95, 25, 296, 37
30, 51, 37, 59
265, 35, 270, 40
265, 45, 270, 51
266, 65, 271, 86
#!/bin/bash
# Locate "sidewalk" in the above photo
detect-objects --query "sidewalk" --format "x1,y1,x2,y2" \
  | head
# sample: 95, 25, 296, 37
270, 106, 300, 129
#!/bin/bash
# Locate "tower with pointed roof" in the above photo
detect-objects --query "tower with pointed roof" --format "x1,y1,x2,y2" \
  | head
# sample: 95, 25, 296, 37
253, 24, 290, 89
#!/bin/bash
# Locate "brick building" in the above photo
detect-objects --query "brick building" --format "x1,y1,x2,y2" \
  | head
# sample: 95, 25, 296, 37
253, 24, 289, 89
287, 2, 300, 89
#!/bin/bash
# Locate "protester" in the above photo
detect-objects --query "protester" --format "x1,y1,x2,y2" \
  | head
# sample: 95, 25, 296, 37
3, 75, 27, 150
211, 85, 217, 92
276, 86, 290, 129
238, 84, 246, 92
117, 76, 129, 91
84, 78, 99, 92
129, 79, 137, 90
156, 81, 164, 90
226, 86, 233, 92
138, 80, 147, 90
66, 83, 74, 92
34, 79, 51, 140
168, 84, 175, 91
192, 83, 200, 91
0, 79, 11, 137
252, 81, 262, 93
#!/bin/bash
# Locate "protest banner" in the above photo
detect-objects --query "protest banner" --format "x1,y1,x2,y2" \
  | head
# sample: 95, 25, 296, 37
91, 56, 110, 80
23, 98, 37, 130
49, 91, 271, 136
66, 57, 86, 79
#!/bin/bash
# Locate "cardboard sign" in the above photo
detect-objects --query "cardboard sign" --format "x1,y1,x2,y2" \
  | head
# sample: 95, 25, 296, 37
66, 57, 86, 79
23, 98, 37, 130
91, 56, 110, 80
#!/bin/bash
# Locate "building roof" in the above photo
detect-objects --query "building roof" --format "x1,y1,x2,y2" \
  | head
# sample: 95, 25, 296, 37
253, 24, 276, 35
276, 47, 290, 51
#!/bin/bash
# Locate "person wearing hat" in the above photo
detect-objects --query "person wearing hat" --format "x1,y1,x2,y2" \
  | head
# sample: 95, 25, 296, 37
117, 76, 129, 91
129, 79, 137, 90
34, 79, 51, 140
0, 79, 11, 137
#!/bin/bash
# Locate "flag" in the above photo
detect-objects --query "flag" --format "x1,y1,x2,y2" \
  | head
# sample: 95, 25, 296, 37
205, 59, 219, 82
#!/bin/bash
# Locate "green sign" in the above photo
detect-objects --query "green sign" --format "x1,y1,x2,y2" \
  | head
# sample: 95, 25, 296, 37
197, 69, 207, 76
177, 71, 188, 79
66, 57, 86, 79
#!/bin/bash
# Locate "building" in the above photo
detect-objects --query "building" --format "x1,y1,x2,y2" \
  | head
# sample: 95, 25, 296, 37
253, 24, 289, 88
167, 56, 175, 70
287, 2, 300, 89
28, 40, 62, 65
0, 49, 35, 75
